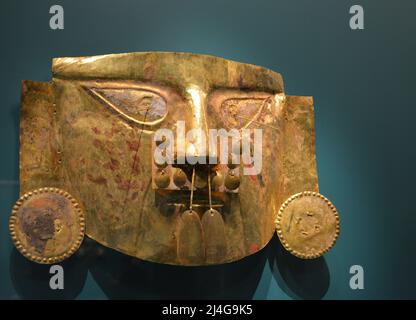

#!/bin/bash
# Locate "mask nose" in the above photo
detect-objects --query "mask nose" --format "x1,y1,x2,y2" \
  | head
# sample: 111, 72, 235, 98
174, 85, 211, 165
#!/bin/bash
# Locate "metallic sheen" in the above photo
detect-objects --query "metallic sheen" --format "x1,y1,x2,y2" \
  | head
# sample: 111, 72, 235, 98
275, 191, 340, 259
9, 187, 85, 264
15, 52, 328, 265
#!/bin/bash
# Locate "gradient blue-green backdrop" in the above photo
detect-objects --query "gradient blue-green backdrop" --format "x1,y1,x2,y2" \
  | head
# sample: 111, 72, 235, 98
1, 0, 415, 299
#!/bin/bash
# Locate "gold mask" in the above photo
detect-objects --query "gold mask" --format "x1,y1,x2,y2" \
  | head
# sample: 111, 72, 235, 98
10, 52, 340, 265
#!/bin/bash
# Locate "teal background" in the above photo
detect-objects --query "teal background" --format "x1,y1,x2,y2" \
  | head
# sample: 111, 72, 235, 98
1, 0, 415, 299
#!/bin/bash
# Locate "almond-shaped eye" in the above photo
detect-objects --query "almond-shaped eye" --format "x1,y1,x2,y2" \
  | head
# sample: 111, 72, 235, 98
220, 98, 265, 129
89, 88, 167, 125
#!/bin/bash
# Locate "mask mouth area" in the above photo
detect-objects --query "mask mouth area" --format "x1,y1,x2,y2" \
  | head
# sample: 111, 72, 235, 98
155, 189, 227, 213
152, 163, 240, 192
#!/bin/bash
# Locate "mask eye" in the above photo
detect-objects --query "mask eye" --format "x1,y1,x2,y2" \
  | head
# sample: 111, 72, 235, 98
89, 88, 167, 125
220, 98, 266, 129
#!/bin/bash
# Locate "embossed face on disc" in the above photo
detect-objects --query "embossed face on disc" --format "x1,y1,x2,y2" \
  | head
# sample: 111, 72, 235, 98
275, 191, 340, 259
9, 188, 85, 264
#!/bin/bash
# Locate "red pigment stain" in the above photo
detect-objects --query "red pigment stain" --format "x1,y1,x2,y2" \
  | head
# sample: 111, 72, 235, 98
118, 180, 130, 190
117, 180, 138, 191
104, 158, 120, 171
91, 127, 101, 134
132, 160, 140, 174
87, 174, 107, 186
111, 127, 121, 135
93, 139, 103, 148
249, 243, 259, 253
127, 140, 140, 151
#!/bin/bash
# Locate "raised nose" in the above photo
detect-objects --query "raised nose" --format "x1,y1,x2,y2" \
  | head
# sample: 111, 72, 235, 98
179, 85, 210, 164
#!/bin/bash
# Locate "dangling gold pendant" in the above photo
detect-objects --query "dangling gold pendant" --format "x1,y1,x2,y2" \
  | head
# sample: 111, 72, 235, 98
201, 209, 227, 264
176, 209, 205, 265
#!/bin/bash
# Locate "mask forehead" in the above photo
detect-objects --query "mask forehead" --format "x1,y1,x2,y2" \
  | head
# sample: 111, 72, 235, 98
52, 52, 284, 94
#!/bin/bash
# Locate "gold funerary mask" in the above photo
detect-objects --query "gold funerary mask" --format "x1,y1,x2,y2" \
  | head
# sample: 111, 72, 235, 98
9, 52, 340, 265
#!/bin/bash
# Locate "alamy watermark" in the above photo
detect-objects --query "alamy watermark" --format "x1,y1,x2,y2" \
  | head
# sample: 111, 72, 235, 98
49, 265, 64, 290
49, 5, 64, 30
48, 5, 364, 31
349, 265, 364, 290
154, 121, 263, 175
349, 5, 364, 30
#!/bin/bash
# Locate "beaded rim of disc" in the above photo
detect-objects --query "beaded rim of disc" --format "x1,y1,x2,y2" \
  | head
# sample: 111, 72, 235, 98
275, 191, 340, 259
9, 187, 85, 264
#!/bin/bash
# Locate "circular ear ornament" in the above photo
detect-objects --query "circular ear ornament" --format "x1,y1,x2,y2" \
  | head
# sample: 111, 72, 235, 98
9, 187, 85, 264
275, 191, 340, 259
